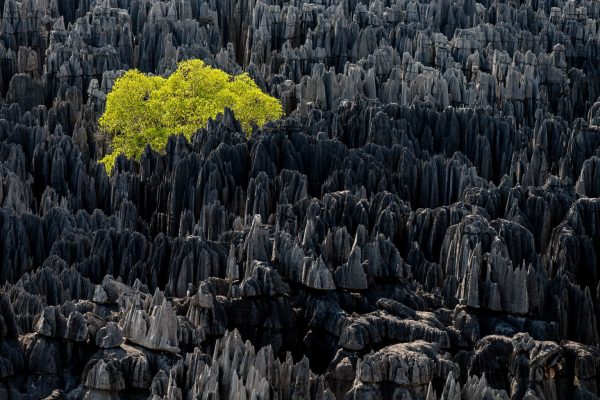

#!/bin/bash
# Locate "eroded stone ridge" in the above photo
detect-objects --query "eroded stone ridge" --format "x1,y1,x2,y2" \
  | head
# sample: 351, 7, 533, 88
0, 0, 600, 399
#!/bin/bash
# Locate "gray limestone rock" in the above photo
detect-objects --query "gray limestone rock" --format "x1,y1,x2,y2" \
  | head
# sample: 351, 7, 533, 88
33, 306, 88, 342
95, 322, 124, 348
121, 289, 179, 353
1, 0, 600, 399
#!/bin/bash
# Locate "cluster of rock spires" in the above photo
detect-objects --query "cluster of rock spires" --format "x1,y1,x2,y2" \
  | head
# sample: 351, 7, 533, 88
1, 0, 600, 399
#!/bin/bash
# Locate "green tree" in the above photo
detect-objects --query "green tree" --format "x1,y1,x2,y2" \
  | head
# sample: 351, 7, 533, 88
99, 59, 283, 173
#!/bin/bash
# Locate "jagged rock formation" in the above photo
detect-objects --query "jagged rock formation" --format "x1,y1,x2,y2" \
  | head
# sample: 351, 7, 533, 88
0, 0, 599, 399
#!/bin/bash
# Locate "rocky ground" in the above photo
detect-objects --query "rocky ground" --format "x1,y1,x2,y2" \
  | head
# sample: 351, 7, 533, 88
0, 0, 600, 399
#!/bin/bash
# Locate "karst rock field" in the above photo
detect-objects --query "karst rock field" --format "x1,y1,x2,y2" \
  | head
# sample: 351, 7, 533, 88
1, 0, 600, 399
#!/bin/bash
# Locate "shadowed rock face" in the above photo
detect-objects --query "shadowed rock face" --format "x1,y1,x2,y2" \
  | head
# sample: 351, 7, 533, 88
0, 0, 600, 399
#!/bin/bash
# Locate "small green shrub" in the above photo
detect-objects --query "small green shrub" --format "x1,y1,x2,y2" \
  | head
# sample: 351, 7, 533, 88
98, 59, 283, 173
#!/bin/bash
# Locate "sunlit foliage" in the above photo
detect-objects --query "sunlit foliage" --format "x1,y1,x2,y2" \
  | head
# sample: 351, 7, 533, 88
98, 60, 283, 173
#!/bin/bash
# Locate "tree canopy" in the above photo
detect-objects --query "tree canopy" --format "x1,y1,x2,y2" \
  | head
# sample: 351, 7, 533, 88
98, 60, 283, 172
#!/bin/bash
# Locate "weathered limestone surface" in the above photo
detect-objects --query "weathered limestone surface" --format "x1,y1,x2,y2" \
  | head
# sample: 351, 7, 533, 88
0, 0, 599, 399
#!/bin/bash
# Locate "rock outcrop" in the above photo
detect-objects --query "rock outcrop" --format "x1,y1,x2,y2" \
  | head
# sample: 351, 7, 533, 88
0, 0, 599, 399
